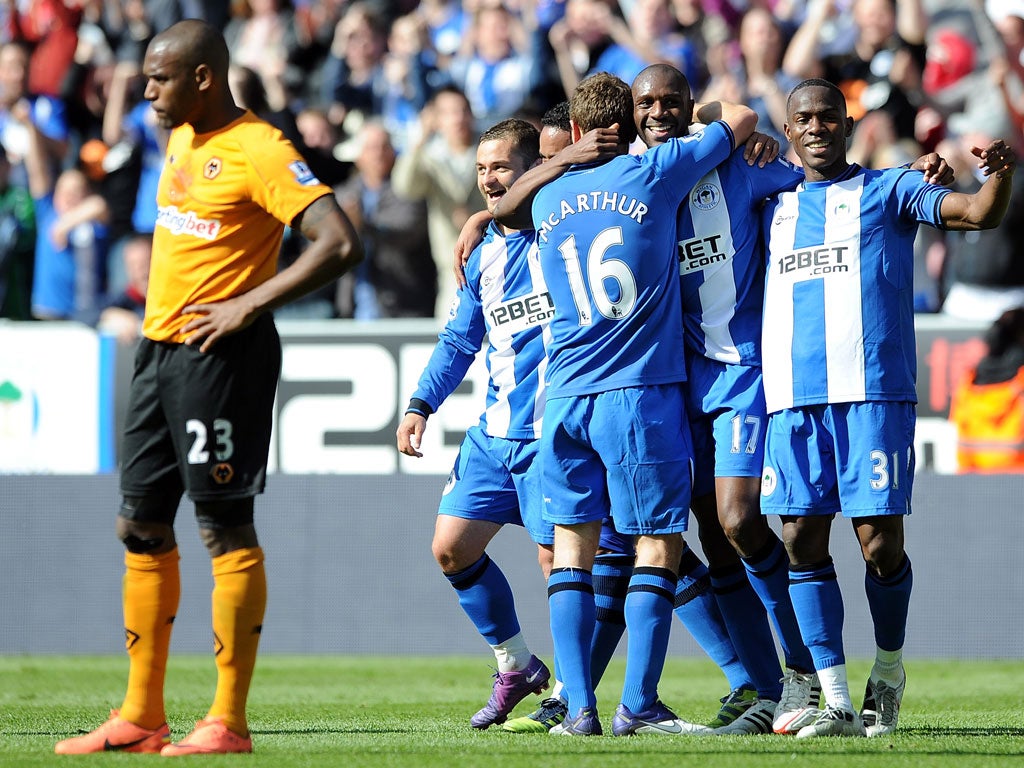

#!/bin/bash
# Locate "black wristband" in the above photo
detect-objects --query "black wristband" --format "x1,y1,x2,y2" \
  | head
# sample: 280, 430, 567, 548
406, 398, 434, 417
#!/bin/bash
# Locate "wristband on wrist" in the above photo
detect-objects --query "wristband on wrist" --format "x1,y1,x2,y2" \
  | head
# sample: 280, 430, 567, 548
405, 398, 434, 418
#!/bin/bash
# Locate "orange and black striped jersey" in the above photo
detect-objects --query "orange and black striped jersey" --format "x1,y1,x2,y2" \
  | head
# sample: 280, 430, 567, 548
144, 111, 332, 342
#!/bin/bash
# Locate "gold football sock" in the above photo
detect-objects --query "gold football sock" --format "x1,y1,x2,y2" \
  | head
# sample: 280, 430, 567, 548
120, 548, 180, 729
207, 547, 266, 736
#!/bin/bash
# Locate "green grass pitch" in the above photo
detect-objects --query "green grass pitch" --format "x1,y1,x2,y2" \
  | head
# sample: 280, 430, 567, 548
2, 656, 1022, 767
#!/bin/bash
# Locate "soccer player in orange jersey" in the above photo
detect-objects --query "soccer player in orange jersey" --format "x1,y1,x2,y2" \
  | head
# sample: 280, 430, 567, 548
54, 20, 362, 757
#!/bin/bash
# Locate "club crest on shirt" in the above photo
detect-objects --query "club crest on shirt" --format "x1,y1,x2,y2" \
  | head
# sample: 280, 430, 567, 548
691, 182, 721, 211
289, 160, 321, 186
761, 466, 777, 497
204, 157, 222, 179
833, 201, 853, 218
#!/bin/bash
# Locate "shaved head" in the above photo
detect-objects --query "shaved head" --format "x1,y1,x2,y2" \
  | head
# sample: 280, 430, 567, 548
632, 63, 689, 96
150, 19, 231, 81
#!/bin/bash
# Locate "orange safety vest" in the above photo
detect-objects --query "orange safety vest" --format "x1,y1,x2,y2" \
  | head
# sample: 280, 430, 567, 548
950, 366, 1024, 473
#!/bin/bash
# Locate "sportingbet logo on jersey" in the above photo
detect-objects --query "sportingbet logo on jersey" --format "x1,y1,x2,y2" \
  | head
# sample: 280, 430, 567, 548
487, 290, 554, 333
156, 205, 220, 240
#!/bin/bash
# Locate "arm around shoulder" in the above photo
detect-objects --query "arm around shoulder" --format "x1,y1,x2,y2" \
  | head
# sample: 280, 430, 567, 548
695, 101, 757, 148
940, 141, 1016, 231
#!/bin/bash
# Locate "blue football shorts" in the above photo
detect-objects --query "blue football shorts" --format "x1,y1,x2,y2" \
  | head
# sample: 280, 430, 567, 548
599, 516, 634, 555
540, 384, 693, 536
437, 425, 553, 545
686, 354, 767, 498
760, 401, 916, 518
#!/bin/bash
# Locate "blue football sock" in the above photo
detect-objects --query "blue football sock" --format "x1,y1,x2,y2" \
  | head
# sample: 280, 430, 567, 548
742, 534, 816, 673
865, 555, 913, 652
620, 566, 676, 713
674, 545, 751, 692
789, 558, 845, 671
444, 554, 519, 645
548, 567, 596, 714
591, 553, 631, 688
709, 563, 783, 700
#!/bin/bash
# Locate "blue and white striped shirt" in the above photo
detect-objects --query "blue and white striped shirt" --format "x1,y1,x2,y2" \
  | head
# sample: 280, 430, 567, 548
411, 223, 551, 439
677, 151, 801, 365
761, 164, 951, 413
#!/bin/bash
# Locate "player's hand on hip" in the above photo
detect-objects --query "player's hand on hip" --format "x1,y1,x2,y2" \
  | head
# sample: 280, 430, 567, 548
181, 298, 256, 353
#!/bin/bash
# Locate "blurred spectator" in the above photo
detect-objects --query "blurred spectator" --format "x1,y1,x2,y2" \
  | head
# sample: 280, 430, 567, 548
21, 101, 109, 321
0, 41, 69, 189
0, 142, 35, 320
935, 129, 1024, 321
783, 0, 928, 141
670, 0, 733, 86
950, 306, 1024, 473
224, 0, 300, 111
591, 0, 699, 89
102, 0, 157, 64
379, 12, 436, 152
101, 57, 164, 292
449, 3, 545, 131
547, 0, 612, 98
99, 0, 233, 64
94, 231, 150, 344
290, 0, 348, 104
418, 0, 469, 68
6, 0, 82, 98
322, 2, 389, 133
334, 121, 435, 318
60, 7, 117, 144
392, 84, 483, 317
700, 7, 795, 144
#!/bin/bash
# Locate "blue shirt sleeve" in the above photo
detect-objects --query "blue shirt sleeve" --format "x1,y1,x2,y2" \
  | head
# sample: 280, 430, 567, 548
410, 246, 488, 410
746, 155, 804, 200
890, 168, 953, 229
647, 121, 736, 203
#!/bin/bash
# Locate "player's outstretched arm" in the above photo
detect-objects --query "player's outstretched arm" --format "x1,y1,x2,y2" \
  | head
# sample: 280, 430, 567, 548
492, 126, 620, 229
940, 140, 1016, 231
182, 194, 363, 352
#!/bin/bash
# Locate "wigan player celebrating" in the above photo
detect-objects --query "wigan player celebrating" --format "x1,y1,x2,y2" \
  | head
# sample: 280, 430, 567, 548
397, 118, 611, 731
760, 79, 1015, 738
530, 73, 756, 736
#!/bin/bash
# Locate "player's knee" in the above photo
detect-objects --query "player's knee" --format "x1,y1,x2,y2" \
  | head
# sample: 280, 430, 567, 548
719, 507, 767, 556
116, 519, 175, 554
861, 536, 905, 577
117, 496, 177, 553
432, 540, 460, 572
195, 498, 257, 556
432, 537, 484, 573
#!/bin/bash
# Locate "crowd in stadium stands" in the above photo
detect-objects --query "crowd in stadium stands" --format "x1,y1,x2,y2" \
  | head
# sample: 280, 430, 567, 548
0, 0, 1022, 328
